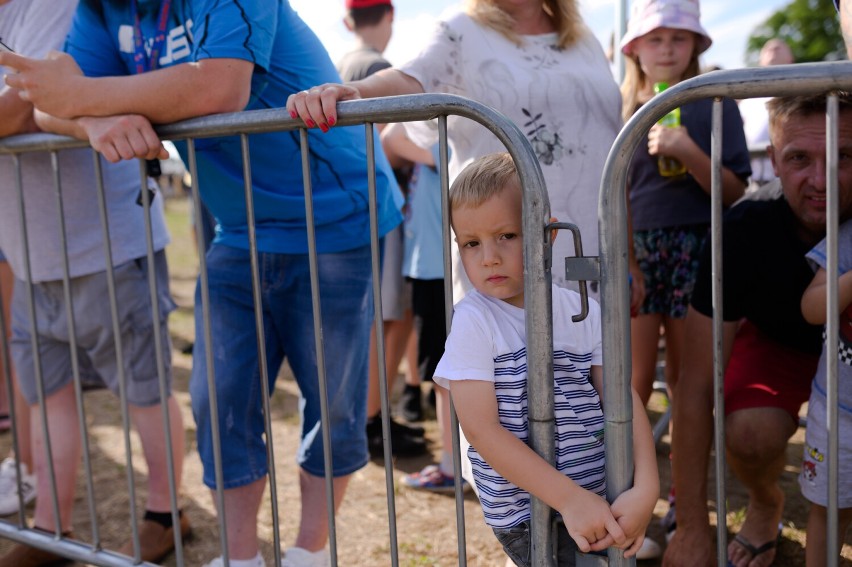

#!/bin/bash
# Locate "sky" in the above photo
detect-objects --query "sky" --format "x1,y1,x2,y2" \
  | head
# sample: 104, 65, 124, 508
289, 0, 802, 74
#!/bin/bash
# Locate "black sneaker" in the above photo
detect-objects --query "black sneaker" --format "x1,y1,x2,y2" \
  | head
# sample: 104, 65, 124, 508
366, 415, 427, 457
399, 384, 423, 422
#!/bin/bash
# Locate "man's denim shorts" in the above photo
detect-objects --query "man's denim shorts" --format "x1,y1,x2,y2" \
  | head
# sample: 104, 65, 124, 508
190, 243, 374, 489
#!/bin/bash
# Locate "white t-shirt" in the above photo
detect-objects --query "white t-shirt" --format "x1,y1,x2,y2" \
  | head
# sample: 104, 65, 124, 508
400, 10, 622, 294
435, 286, 606, 529
0, 0, 169, 283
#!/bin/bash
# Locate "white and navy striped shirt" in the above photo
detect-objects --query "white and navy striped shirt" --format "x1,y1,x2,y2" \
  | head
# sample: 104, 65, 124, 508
435, 286, 605, 529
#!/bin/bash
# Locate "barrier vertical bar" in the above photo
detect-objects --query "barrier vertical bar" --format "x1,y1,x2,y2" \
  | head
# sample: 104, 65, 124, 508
136, 160, 184, 566
599, 108, 634, 567
15, 152, 63, 538
186, 139, 230, 565
710, 98, 728, 567
0, 238, 23, 528
51, 151, 101, 551
437, 117, 469, 567
299, 128, 339, 565
365, 123, 401, 567
825, 93, 839, 566
239, 134, 283, 567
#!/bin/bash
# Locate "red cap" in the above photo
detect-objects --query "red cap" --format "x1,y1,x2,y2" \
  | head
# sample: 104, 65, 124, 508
345, 0, 393, 9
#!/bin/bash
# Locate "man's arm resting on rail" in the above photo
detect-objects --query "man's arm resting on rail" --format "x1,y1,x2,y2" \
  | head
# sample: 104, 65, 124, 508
0, 51, 253, 124
662, 307, 737, 567
0, 86, 38, 137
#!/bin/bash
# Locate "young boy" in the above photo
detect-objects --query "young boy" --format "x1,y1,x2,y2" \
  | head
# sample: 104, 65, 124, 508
800, 218, 852, 567
434, 153, 658, 565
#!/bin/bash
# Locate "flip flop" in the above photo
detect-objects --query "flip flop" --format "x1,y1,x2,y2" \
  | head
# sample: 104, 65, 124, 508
727, 522, 783, 567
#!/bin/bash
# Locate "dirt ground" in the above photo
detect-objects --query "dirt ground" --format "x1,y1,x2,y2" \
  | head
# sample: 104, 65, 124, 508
0, 197, 851, 566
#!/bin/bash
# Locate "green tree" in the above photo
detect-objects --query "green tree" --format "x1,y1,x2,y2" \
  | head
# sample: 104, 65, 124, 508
745, 0, 845, 65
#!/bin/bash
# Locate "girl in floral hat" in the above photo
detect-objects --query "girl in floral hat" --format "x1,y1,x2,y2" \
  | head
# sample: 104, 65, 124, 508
619, 0, 752, 553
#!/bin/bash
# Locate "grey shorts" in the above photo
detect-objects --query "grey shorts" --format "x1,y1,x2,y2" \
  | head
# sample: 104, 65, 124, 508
11, 250, 176, 407
800, 387, 852, 508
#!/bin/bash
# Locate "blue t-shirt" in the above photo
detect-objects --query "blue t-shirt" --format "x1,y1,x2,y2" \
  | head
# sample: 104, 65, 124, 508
66, 0, 402, 254
402, 144, 446, 280
628, 97, 752, 231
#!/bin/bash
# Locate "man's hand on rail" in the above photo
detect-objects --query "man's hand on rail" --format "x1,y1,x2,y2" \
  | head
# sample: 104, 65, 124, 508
286, 83, 362, 133
77, 115, 168, 163
0, 51, 86, 120
661, 525, 716, 567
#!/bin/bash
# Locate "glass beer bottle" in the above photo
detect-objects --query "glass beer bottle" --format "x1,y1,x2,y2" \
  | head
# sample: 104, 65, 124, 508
654, 82, 687, 177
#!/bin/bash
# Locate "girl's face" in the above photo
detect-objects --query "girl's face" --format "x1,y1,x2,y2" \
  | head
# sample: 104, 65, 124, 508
633, 27, 697, 86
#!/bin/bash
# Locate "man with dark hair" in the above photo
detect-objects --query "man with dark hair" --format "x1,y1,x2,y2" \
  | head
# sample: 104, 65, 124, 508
664, 93, 852, 567
337, 0, 394, 82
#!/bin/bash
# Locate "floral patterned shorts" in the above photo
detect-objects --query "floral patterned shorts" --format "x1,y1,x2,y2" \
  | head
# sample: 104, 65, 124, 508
633, 224, 708, 318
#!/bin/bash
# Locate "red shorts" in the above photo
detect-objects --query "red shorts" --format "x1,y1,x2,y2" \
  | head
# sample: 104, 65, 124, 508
724, 320, 819, 423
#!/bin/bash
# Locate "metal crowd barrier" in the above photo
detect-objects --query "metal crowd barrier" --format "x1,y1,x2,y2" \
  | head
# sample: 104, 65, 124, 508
0, 94, 575, 566
599, 60, 852, 567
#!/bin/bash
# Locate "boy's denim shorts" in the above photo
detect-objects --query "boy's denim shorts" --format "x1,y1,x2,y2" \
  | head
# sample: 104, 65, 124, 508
493, 517, 608, 566
190, 243, 374, 489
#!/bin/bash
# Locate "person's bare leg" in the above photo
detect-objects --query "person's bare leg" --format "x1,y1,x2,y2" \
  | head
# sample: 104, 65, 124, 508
32, 382, 81, 532
294, 470, 351, 551
129, 396, 185, 512
725, 407, 795, 567
630, 314, 663, 405
213, 478, 266, 560
0, 262, 30, 470
0, 262, 12, 421
403, 327, 420, 388
661, 316, 686, 401
366, 313, 415, 418
805, 505, 852, 567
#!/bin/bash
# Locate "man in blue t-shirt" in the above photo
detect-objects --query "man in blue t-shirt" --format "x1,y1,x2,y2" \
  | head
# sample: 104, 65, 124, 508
0, 2, 402, 565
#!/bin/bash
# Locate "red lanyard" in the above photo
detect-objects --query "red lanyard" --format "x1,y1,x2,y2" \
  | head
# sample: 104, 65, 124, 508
130, 0, 172, 74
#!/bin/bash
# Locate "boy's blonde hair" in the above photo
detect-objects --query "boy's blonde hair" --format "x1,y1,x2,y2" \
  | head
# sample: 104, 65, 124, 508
450, 152, 521, 225
463, 0, 585, 50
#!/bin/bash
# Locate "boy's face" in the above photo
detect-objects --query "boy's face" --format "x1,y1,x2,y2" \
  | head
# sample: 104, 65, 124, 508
453, 184, 525, 307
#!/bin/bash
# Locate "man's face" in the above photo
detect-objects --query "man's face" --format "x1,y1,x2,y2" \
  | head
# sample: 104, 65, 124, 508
769, 111, 852, 240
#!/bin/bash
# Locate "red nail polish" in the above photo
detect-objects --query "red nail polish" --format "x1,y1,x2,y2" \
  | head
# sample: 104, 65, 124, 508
289, 110, 297, 119
320, 123, 329, 133
306, 119, 315, 128
328, 116, 336, 126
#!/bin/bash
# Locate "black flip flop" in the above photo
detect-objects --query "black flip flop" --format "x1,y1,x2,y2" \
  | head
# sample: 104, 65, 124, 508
727, 522, 783, 566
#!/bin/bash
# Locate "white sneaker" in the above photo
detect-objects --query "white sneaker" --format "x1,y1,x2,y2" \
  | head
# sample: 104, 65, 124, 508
0, 458, 36, 516
203, 555, 266, 567
281, 547, 330, 567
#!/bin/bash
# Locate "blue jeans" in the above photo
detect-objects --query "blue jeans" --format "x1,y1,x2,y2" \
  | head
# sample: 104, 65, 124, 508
190, 243, 373, 488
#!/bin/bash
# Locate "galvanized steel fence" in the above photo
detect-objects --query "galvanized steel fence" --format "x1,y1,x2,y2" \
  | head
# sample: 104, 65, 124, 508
0, 60, 851, 567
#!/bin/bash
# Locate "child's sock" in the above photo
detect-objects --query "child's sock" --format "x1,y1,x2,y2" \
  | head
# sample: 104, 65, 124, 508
439, 450, 454, 477
227, 553, 265, 567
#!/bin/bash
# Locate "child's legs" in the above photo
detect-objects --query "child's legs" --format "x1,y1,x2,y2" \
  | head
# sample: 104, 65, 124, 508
661, 315, 687, 402
630, 314, 662, 405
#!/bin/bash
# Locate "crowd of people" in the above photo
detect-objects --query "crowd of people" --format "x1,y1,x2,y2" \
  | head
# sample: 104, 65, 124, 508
0, 0, 850, 565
